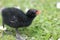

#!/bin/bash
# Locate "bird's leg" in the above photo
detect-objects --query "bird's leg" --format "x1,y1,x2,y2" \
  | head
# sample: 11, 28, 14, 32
2, 20, 4, 37
16, 28, 25, 40
3, 21, 12, 34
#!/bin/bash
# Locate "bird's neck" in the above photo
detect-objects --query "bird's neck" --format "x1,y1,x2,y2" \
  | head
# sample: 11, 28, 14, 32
26, 12, 36, 19
26, 15, 36, 23
25, 11, 36, 25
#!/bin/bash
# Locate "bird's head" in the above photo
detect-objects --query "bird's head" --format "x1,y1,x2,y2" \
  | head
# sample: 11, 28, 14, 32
26, 9, 40, 18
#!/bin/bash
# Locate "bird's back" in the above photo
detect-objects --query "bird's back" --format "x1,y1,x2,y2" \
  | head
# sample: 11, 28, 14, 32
2, 8, 28, 28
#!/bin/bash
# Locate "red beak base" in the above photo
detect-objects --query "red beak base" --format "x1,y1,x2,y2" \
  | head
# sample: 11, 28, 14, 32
36, 10, 40, 15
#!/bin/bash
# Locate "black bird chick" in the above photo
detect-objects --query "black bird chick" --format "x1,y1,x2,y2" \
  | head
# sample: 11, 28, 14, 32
2, 7, 40, 40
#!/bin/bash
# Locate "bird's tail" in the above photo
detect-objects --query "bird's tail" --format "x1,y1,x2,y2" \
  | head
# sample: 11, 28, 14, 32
0, 7, 5, 28
0, 7, 5, 13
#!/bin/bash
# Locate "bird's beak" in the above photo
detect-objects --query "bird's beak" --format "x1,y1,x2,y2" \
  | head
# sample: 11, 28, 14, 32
36, 10, 40, 15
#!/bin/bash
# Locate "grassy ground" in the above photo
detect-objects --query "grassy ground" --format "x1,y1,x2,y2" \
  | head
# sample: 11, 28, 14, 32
0, 0, 60, 40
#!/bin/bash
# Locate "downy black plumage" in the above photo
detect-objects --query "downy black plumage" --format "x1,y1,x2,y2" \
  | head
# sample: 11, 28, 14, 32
2, 7, 40, 40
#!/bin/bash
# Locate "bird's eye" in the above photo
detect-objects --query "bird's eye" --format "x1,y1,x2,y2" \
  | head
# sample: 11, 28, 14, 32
36, 10, 38, 12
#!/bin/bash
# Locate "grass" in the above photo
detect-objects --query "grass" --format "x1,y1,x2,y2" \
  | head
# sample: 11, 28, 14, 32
0, 0, 60, 40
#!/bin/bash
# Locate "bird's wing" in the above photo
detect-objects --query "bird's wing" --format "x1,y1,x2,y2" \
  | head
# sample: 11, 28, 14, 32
13, 9, 28, 22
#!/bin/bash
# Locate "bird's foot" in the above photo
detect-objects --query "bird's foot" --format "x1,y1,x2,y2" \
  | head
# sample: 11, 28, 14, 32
4, 30, 12, 34
16, 33, 26, 40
